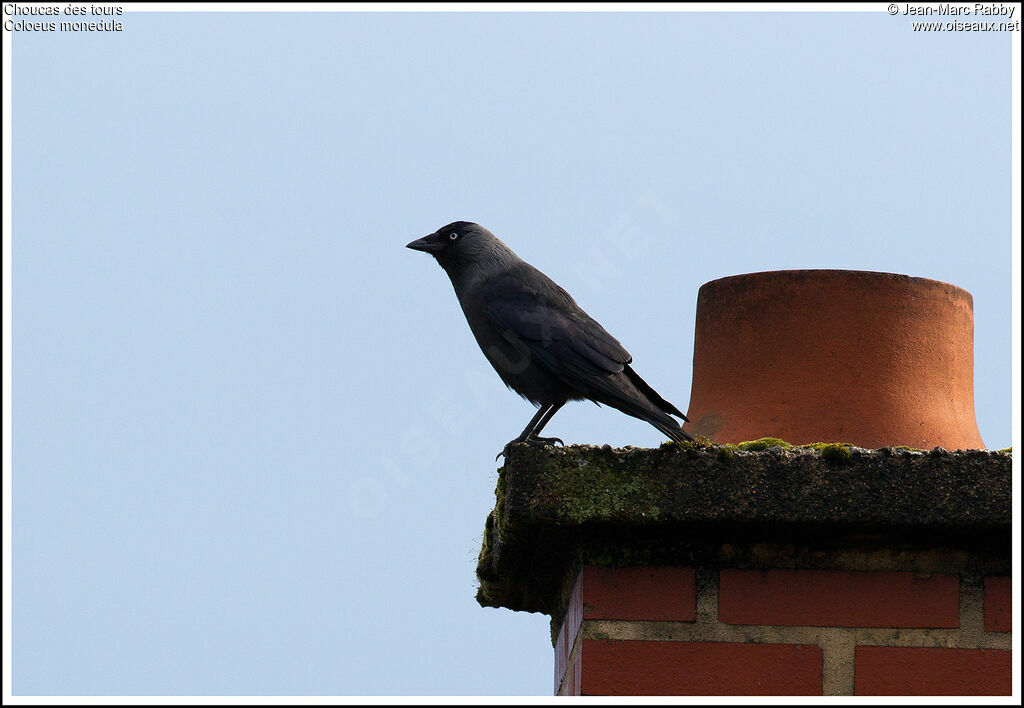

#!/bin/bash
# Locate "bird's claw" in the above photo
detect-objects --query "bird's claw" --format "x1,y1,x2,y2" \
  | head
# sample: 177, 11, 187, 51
532, 436, 564, 447
496, 436, 565, 461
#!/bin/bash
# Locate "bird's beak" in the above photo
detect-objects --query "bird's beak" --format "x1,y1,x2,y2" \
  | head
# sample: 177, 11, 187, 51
406, 233, 444, 254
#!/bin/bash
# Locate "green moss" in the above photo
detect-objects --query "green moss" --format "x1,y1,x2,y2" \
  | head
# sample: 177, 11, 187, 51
480, 513, 493, 560
803, 442, 854, 464
996, 446, 1012, 454
499, 436, 974, 532
661, 434, 715, 452
559, 468, 648, 524
493, 470, 512, 543
822, 446, 852, 466
662, 438, 991, 457
524, 447, 672, 525
664, 436, 867, 461
737, 437, 793, 451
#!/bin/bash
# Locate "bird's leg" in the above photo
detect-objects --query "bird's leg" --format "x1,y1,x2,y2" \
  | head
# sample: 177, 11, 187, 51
525, 399, 565, 447
497, 401, 566, 460
498, 404, 552, 460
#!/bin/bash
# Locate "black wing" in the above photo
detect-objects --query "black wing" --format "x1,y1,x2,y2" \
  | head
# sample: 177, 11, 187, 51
480, 268, 631, 382
480, 266, 689, 437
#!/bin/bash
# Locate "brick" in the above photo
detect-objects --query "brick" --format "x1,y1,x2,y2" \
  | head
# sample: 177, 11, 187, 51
581, 640, 822, 695
855, 646, 1011, 695
554, 570, 584, 693
583, 566, 696, 621
719, 569, 958, 628
984, 576, 1011, 632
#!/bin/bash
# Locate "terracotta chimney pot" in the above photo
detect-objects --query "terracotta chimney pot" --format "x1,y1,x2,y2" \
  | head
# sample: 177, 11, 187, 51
683, 269, 984, 449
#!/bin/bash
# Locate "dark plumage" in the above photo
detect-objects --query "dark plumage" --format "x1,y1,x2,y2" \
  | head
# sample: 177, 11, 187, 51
407, 221, 693, 456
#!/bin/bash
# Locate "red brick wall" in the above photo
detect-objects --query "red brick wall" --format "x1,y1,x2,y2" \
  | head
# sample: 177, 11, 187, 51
984, 576, 1011, 632
582, 639, 822, 696
855, 646, 1011, 695
719, 569, 959, 627
554, 566, 1012, 696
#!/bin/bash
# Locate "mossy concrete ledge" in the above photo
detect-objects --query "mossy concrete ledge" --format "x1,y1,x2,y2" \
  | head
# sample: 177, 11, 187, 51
475, 442, 1011, 623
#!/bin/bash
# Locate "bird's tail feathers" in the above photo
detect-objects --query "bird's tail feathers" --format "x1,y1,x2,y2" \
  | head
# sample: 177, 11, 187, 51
649, 414, 694, 443
592, 367, 694, 443
624, 365, 689, 422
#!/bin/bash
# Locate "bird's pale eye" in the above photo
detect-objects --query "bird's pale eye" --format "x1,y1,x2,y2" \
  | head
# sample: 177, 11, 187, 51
449, 232, 459, 240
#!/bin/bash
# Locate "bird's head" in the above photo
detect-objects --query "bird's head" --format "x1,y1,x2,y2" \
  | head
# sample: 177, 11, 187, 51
406, 221, 514, 277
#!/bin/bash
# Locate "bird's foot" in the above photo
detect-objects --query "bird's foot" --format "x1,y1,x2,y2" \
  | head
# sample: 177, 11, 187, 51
530, 436, 564, 448
496, 436, 565, 461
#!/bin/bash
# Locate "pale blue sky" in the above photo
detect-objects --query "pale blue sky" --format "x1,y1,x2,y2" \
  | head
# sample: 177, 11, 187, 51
11, 10, 1012, 696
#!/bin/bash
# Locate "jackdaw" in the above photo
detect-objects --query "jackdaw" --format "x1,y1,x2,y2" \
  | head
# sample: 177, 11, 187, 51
407, 221, 693, 457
